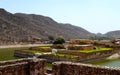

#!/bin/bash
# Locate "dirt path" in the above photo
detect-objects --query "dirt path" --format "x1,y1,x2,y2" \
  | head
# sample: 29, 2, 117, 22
0, 44, 51, 48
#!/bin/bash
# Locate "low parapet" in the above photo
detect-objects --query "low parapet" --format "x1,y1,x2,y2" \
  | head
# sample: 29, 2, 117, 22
52, 61, 120, 75
0, 58, 120, 75
0, 58, 46, 75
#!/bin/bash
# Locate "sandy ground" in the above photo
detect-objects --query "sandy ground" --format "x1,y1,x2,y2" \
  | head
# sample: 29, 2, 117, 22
0, 44, 51, 48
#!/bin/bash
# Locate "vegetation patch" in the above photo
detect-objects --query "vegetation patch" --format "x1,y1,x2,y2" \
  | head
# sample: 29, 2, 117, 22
0, 47, 29, 61
52, 44, 65, 49
46, 62, 52, 68
78, 48, 112, 53
22, 50, 44, 53
50, 53, 78, 59
29, 46, 51, 52
39, 46, 51, 49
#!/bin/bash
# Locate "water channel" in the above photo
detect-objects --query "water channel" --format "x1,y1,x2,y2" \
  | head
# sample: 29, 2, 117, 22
89, 58, 120, 68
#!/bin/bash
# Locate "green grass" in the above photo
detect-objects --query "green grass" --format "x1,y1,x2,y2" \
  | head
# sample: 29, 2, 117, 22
78, 48, 112, 53
39, 45, 51, 48
0, 47, 29, 61
46, 62, 52, 68
39, 46, 51, 49
22, 50, 44, 53
51, 53, 78, 58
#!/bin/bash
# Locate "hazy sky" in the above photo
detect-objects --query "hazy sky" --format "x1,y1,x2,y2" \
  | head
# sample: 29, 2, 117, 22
0, 0, 120, 34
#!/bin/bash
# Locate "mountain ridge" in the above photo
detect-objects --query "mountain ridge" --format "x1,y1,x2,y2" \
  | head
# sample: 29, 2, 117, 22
0, 8, 93, 43
105, 30, 120, 38
0, 8, 120, 44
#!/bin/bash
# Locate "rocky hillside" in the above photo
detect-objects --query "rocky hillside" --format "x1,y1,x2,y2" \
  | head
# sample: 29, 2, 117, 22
105, 30, 120, 38
0, 8, 93, 43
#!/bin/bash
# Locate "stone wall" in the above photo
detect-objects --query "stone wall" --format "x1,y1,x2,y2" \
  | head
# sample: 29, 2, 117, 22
30, 47, 51, 52
52, 62, 120, 75
0, 58, 46, 75
0, 58, 120, 75
40, 54, 78, 63
14, 49, 120, 63
58, 49, 119, 62
14, 50, 35, 58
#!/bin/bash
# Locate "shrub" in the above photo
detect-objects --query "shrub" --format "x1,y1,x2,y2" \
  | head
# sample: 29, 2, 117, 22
105, 44, 116, 48
53, 37, 65, 44
52, 44, 65, 49
93, 41, 100, 46
29, 47, 51, 52
78, 41, 87, 45
68, 45, 83, 50
48, 36, 55, 40
68, 45, 94, 50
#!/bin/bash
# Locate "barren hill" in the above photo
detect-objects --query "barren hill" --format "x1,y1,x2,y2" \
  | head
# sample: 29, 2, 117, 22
105, 30, 120, 38
0, 8, 93, 43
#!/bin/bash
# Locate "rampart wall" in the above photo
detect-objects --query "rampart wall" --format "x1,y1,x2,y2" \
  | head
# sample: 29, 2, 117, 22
52, 62, 120, 75
0, 58, 120, 75
14, 49, 119, 62
0, 58, 46, 75
40, 49, 119, 62
57, 49, 119, 62
14, 50, 35, 58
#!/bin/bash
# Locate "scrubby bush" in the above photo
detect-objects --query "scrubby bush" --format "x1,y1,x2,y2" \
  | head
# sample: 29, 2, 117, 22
68, 45, 83, 50
52, 44, 65, 49
48, 36, 55, 40
104, 43, 116, 48
29, 46, 51, 52
53, 37, 65, 44
93, 41, 100, 46
78, 41, 87, 45
68, 45, 94, 50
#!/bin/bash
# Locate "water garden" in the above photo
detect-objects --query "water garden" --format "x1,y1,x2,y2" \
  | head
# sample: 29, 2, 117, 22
0, 39, 120, 69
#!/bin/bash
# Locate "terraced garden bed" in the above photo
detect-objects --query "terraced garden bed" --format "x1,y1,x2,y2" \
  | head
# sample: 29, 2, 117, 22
77, 48, 112, 53
22, 50, 44, 53
50, 53, 79, 59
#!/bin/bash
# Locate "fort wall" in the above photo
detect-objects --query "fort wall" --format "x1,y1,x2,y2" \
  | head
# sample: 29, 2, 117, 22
14, 49, 119, 63
14, 50, 35, 58
52, 62, 120, 75
0, 58, 120, 75
57, 49, 119, 62
0, 58, 46, 75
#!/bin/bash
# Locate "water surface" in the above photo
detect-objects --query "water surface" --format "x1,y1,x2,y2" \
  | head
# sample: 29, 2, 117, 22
89, 58, 120, 68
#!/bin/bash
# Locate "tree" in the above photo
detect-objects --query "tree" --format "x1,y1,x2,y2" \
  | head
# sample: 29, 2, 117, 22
53, 37, 65, 44
48, 36, 55, 41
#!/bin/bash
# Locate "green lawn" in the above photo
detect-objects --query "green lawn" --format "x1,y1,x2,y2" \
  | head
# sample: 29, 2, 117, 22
46, 62, 52, 68
39, 47, 51, 49
22, 50, 44, 53
78, 48, 112, 53
39, 45, 51, 49
0, 47, 29, 61
51, 53, 78, 58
